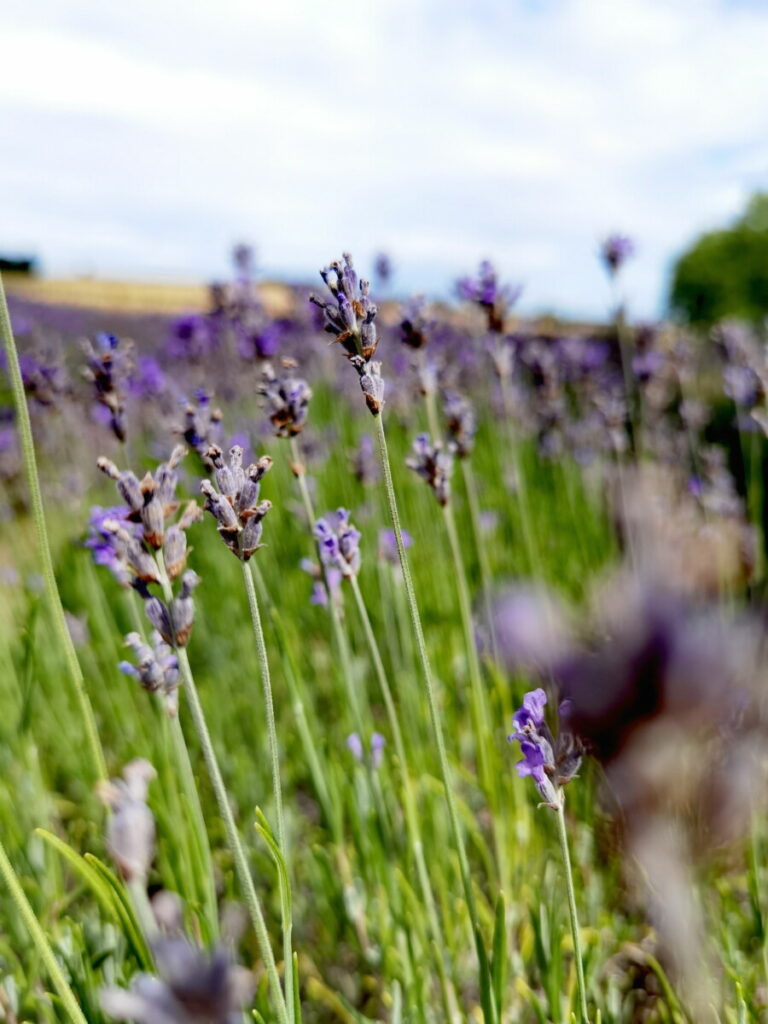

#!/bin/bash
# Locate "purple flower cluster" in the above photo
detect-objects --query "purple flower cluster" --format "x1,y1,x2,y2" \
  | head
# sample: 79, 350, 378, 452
600, 233, 635, 276
82, 332, 133, 441
509, 689, 581, 808
258, 362, 312, 437
457, 260, 522, 333
311, 254, 385, 415
406, 433, 453, 505
314, 508, 362, 579
200, 445, 273, 561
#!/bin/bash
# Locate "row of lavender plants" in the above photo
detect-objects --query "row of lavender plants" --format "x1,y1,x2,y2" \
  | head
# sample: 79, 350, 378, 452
0, 239, 767, 1023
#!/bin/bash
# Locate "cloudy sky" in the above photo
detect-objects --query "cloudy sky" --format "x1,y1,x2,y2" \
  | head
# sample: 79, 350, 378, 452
2, 0, 768, 318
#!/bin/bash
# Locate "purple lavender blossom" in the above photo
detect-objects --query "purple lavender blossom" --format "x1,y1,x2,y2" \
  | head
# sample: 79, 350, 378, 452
82, 332, 133, 442
600, 234, 635, 276
508, 688, 581, 808
351, 434, 380, 486
347, 732, 386, 769
373, 252, 393, 285
128, 356, 167, 399
310, 253, 384, 414
406, 433, 453, 505
378, 528, 412, 564
259, 363, 312, 437
314, 509, 361, 578
456, 260, 522, 332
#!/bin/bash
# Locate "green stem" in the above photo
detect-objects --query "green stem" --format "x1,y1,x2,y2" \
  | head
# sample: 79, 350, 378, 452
0, 838, 88, 1024
128, 877, 159, 942
241, 559, 294, 1024
348, 575, 457, 1021
498, 373, 540, 577
289, 438, 367, 738
555, 797, 590, 1024
0, 273, 107, 784
155, 554, 288, 1024
373, 412, 492, 1020
460, 458, 499, 665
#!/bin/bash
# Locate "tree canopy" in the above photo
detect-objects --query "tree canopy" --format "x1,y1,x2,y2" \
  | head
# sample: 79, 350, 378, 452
669, 194, 768, 327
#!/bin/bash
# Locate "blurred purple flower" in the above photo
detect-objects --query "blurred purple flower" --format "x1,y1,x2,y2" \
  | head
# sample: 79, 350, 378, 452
601, 234, 635, 276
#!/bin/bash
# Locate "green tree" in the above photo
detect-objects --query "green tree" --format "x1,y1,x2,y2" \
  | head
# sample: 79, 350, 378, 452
669, 193, 768, 326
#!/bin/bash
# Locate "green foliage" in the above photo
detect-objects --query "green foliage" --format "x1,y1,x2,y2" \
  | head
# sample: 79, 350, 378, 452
669, 193, 768, 326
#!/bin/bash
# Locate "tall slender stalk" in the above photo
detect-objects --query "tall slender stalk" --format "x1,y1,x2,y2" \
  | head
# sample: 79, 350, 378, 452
460, 458, 499, 664
241, 558, 294, 1023
348, 574, 458, 1022
0, 273, 107, 784
289, 438, 367, 737
126, 588, 219, 939
373, 412, 493, 1021
555, 798, 590, 1024
155, 553, 288, 1024
0, 838, 88, 1024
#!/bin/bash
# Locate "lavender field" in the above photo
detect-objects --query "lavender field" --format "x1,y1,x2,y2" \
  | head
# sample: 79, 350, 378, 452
0, 240, 766, 1024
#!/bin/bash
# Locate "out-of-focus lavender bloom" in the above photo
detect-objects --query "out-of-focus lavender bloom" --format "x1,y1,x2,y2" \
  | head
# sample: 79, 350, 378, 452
314, 509, 361, 578
491, 585, 570, 674
406, 433, 453, 505
166, 314, 218, 362
442, 389, 476, 457
378, 527, 411, 564
631, 350, 664, 382
723, 364, 762, 408
100, 759, 156, 882
120, 631, 181, 715
600, 234, 635, 276
508, 688, 581, 808
129, 355, 167, 399
301, 557, 342, 606
233, 242, 255, 277
101, 937, 253, 1024
373, 252, 392, 285
258, 362, 312, 437
200, 445, 272, 560
399, 296, 434, 350
180, 391, 223, 456
82, 332, 133, 441
457, 260, 522, 333
351, 434, 380, 486
14, 350, 67, 407
347, 732, 386, 769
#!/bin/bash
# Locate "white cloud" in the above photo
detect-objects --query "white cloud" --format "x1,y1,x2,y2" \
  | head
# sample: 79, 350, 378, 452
1, 0, 768, 316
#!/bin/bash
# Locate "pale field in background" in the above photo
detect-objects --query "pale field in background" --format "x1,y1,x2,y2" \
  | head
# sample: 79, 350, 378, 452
3, 274, 295, 315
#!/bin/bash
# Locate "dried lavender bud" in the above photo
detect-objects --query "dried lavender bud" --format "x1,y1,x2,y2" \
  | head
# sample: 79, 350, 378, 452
97, 458, 144, 514
101, 937, 254, 1024
120, 631, 181, 715
170, 570, 200, 646
406, 433, 453, 505
201, 446, 273, 561
145, 596, 174, 645
314, 509, 361, 578
100, 759, 156, 882
443, 389, 477, 458
163, 525, 188, 580
259, 363, 312, 437
352, 357, 385, 415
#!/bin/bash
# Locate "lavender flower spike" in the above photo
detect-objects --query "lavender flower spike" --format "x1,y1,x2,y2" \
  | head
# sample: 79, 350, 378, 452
310, 253, 385, 414
200, 445, 272, 560
508, 688, 582, 808
100, 759, 156, 883
600, 233, 635, 276
406, 433, 453, 506
258, 361, 312, 437
101, 937, 254, 1024
314, 508, 362, 578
